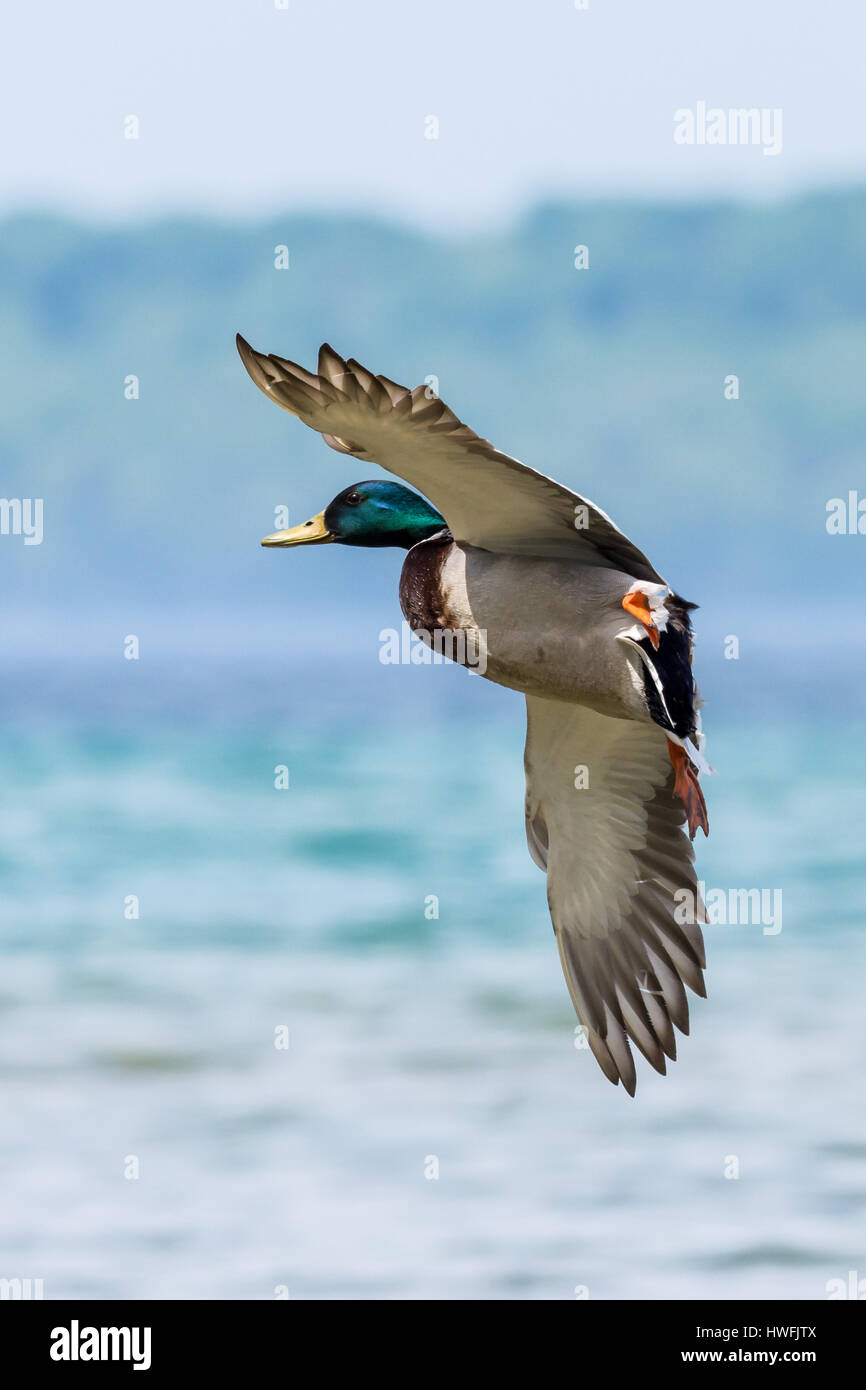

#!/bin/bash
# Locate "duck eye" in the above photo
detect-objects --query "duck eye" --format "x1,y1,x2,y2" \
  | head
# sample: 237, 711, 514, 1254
344, 492, 363, 506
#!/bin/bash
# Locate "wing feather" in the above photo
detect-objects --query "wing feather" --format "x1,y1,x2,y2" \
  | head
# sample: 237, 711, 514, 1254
236, 335, 665, 579
524, 695, 707, 1094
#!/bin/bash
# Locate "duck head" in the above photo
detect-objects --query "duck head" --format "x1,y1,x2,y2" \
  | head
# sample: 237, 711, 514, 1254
262, 480, 446, 550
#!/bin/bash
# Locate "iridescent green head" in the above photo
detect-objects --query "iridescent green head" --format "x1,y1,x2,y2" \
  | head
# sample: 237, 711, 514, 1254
262, 480, 445, 550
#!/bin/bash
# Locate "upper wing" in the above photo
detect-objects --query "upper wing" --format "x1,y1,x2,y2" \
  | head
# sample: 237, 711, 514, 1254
524, 694, 706, 1095
237, 336, 664, 580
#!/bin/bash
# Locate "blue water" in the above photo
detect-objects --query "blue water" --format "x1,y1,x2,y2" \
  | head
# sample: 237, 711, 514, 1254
1, 703, 865, 1300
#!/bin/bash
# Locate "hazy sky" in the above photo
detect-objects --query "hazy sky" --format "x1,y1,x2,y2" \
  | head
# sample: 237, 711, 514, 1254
3, 0, 863, 227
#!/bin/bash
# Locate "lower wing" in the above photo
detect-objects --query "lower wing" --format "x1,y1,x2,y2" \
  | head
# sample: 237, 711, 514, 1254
524, 695, 707, 1095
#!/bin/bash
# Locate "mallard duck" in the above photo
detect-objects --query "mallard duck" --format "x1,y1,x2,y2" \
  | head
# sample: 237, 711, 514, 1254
237, 335, 711, 1095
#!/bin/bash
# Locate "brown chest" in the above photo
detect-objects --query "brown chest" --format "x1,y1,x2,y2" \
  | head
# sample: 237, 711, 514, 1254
398, 531, 464, 633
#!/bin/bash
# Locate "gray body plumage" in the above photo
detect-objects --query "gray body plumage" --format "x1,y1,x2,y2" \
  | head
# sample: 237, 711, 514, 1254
402, 534, 650, 719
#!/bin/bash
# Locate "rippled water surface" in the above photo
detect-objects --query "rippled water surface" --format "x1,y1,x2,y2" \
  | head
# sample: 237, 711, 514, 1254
1, 715, 864, 1299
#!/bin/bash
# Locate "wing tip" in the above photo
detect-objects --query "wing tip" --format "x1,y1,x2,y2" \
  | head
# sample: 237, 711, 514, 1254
236, 332, 263, 377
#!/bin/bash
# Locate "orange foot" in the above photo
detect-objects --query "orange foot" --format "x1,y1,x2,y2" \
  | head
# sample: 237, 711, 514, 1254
667, 740, 709, 840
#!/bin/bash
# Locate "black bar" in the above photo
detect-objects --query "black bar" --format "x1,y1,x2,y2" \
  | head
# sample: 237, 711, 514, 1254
2, 1299, 861, 1376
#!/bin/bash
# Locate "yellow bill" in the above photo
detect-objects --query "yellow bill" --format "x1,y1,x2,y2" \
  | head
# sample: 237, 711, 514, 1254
261, 511, 334, 547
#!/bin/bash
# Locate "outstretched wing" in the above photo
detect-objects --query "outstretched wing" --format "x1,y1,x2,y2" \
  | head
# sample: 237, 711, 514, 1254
237, 336, 664, 581
524, 694, 706, 1095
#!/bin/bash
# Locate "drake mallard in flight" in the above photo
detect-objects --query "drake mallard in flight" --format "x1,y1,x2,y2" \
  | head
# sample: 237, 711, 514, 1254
237, 335, 711, 1095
